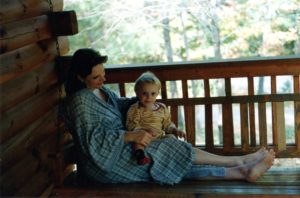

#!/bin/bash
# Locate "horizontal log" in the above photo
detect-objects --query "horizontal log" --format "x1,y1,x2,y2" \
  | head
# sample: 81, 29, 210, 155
0, 11, 78, 54
0, 154, 39, 196
0, 86, 60, 144
0, 61, 58, 113
0, 15, 51, 54
1, 116, 59, 196
0, 36, 69, 84
14, 168, 50, 196
0, 108, 58, 173
0, 0, 63, 24
48, 11, 78, 36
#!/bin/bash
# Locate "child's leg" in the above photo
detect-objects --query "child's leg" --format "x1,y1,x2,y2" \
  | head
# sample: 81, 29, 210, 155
133, 143, 151, 165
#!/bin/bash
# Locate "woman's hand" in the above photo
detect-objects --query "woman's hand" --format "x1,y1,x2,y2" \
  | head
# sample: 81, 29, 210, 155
124, 129, 155, 147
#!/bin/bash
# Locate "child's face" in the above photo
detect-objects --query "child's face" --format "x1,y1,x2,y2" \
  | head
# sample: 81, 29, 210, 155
136, 83, 160, 108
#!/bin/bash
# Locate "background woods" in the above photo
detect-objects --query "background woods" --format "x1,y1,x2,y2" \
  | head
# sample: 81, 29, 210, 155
64, 0, 300, 64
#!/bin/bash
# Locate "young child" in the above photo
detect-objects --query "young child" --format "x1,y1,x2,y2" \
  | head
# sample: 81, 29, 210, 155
126, 71, 186, 165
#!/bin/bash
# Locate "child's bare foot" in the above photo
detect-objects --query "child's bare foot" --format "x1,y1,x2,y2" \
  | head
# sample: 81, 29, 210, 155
246, 151, 275, 182
237, 147, 267, 166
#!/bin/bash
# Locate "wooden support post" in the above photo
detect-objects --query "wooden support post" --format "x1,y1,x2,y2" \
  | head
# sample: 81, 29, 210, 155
54, 56, 72, 84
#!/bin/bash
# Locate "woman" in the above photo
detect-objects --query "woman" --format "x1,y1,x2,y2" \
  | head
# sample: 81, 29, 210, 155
63, 48, 275, 185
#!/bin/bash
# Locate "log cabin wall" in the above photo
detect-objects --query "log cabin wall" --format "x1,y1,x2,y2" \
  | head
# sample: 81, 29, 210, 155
0, 0, 78, 196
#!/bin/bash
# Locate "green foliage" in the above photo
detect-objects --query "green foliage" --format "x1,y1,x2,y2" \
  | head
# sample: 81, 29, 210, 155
64, 0, 299, 64
246, 34, 263, 55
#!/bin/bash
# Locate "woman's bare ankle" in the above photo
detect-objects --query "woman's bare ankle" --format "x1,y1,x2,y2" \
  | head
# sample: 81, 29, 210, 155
246, 152, 274, 182
239, 147, 267, 166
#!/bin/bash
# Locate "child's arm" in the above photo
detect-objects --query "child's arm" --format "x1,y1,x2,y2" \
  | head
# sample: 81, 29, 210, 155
161, 103, 186, 140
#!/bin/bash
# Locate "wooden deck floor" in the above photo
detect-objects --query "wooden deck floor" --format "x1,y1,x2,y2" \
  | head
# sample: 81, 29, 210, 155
51, 167, 300, 198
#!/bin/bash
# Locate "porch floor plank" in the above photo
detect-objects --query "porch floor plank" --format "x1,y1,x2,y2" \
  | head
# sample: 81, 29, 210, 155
51, 167, 300, 198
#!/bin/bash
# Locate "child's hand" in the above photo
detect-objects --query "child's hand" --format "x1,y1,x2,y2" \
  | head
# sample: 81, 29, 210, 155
169, 127, 186, 140
174, 129, 187, 140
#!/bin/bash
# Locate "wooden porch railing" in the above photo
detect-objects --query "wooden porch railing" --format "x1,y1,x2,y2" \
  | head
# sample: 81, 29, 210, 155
103, 56, 300, 158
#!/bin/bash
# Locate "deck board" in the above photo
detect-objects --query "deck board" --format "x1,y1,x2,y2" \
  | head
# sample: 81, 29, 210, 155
51, 167, 300, 197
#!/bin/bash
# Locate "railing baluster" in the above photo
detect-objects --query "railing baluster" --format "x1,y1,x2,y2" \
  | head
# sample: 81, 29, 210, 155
184, 105, 196, 146
248, 77, 256, 146
170, 105, 178, 126
161, 81, 167, 99
223, 78, 234, 151
275, 102, 286, 151
293, 75, 300, 152
182, 80, 188, 99
119, 83, 125, 97
258, 102, 267, 147
182, 79, 196, 145
204, 79, 214, 150
240, 103, 249, 151
271, 76, 278, 149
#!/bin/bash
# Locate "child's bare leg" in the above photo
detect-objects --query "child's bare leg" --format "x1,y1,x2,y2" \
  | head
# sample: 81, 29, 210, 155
224, 150, 275, 182
193, 147, 268, 167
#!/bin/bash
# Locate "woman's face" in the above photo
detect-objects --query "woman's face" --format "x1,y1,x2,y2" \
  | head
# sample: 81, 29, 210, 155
83, 64, 106, 89
136, 83, 160, 108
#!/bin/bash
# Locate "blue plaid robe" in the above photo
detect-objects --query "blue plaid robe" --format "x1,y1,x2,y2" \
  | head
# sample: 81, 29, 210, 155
64, 86, 194, 185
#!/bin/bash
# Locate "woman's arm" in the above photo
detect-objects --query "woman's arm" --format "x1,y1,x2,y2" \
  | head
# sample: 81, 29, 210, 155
67, 91, 129, 172
124, 129, 154, 147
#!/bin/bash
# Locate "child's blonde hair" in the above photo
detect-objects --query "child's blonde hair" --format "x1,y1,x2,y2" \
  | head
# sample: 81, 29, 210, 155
134, 71, 161, 93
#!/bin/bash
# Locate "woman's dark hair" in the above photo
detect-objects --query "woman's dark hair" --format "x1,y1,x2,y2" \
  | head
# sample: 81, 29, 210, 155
65, 48, 108, 95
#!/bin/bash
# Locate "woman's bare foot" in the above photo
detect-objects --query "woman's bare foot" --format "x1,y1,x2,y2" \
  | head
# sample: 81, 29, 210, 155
237, 147, 267, 166
246, 150, 275, 182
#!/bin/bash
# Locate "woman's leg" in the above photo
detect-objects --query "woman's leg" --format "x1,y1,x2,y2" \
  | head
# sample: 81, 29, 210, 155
185, 149, 275, 182
192, 147, 268, 167
224, 149, 275, 182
